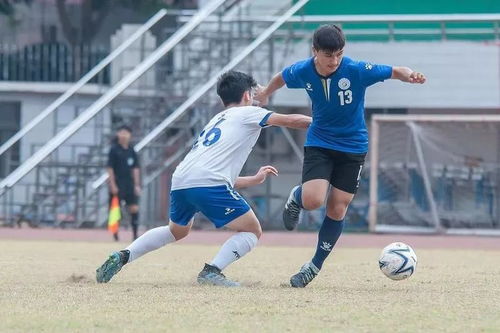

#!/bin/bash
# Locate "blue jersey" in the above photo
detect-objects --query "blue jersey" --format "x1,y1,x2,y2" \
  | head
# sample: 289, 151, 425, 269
282, 56, 392, 153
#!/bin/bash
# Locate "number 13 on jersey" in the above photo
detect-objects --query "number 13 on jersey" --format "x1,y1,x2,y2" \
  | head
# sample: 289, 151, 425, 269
338, 90, 352, 106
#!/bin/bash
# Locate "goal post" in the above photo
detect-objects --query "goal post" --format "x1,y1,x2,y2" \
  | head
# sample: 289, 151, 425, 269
369, 114, 500, 236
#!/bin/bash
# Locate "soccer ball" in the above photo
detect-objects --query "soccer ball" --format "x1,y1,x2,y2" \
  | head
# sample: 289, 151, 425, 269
378, 242, 417, 281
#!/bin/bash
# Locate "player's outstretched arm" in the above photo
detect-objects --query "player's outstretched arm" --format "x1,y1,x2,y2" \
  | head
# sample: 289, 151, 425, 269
234, 166, 278, 189
391, 66, 426, 84
254, 72, 286, 106
266, 113, 311, 129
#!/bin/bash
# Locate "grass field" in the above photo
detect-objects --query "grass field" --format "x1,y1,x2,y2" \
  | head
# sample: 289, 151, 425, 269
1, 239, 499, 332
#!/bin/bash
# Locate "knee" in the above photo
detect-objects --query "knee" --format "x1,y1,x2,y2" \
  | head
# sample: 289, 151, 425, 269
252, 225, 262, 239
129, 205, 139, 214
327, 203, 349, 220
171, 228, 189, 241
302, 196, 324, 210
169, 224, 190, 240
240, 223, 262, 240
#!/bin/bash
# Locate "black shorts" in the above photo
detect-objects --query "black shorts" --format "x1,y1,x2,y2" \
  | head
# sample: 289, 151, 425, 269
109, 187, 139, 207
302, 146, 366, 194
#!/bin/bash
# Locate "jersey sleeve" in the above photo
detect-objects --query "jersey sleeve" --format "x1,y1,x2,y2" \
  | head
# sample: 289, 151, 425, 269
358, 61, 393, 87
281, 61, 305, 89
243, 107, 274, 128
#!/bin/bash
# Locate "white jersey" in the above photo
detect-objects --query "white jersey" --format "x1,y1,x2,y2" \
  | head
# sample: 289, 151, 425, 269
171, 106, 272, 190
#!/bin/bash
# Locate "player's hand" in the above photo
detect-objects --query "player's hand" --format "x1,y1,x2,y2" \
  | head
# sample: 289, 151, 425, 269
409, 71, 426, 84
255, 165, 278, 184
253, 85, 269, 106
134, 185, 142, 196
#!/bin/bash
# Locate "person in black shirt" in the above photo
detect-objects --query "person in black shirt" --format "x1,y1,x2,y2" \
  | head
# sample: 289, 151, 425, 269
107, 125, 141, 240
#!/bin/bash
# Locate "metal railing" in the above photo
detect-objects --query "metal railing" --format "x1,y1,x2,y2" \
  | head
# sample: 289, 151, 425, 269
188, 13, 500, 23
179, 13, 500, 40
91, 0, 311, 190
0, 43, 110, 83
1, 0, 250, 227
0, 0, 229, 195
0, 9, 168, 159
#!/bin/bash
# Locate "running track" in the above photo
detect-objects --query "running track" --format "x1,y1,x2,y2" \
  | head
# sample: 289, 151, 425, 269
1, 227, 499, 250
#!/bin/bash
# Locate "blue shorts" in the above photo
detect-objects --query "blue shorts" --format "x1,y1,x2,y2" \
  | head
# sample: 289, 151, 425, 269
169, 185, 251, 228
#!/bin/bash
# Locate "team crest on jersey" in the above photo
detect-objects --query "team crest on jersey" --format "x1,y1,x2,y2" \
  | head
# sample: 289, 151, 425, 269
338, 78, 350, 90
365, 63, 373, 70
127, 157, 134, 166
305, 82, 313, 91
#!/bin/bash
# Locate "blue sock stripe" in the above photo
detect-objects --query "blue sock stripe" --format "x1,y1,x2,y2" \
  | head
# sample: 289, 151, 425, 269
311, 216, 344, 270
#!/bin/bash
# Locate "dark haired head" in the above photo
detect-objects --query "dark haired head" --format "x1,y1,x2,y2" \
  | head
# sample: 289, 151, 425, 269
117, 125, 132, 133
313, 24, 345, 53
216, 71, 257, 107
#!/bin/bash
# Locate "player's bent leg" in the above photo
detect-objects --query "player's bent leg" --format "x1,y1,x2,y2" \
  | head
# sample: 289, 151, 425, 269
198, 210, 260, 287
283, 179, 329, 231
96, 220, 191, 283
290, 187, 355, 288
301, 179, 330, 210
125, 220, 191, 262
169, 219, 193, 241
223, 209, 262, 238
310, 187, 353, 269
325, 187, 354, 220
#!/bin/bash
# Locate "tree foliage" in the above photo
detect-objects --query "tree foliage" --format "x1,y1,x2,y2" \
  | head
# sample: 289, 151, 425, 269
0, 0, 33, 17
2, 0, 196, 45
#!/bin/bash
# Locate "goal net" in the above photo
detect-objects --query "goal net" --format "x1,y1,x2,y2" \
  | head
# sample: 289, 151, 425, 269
368, 114, 500, 236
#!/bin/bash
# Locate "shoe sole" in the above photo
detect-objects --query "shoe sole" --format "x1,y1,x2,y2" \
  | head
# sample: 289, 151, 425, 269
197, 276, 240, 287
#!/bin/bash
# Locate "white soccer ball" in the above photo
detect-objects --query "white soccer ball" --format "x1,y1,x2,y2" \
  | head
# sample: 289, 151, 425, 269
378, 242, 417, 281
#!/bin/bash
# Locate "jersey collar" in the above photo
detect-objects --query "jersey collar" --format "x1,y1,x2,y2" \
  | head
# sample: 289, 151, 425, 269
310, 56, 344, 79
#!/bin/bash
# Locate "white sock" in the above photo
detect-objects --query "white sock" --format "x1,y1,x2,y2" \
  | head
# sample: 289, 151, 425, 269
210, 232, 258, 271
125, 226, 176, 263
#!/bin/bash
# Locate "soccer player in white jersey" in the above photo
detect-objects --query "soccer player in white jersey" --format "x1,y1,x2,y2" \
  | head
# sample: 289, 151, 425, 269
96, 71, 311, 286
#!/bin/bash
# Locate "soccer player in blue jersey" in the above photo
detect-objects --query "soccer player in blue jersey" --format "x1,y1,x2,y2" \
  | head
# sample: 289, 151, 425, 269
256, 24, 426, 288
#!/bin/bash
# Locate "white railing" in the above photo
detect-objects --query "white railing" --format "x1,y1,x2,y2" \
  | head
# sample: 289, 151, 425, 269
0, 9, 168, 158
181, 13, 500, 23
0, 0, 229, 194
91, 0, 311, 189
180, 13, 500, 40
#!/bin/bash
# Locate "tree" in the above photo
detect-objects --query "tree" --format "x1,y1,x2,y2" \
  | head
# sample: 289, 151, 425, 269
0, 0, 32, 17
55, 0, 112, 46
0, 0, 33, 26
55, 0, 196, 46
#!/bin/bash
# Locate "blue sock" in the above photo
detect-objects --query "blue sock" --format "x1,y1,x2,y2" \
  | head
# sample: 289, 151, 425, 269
311, 216, 344, 270
293, 185, 303, 208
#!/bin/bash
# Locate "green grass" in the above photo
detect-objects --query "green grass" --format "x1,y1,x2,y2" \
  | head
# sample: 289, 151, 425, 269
1, 240, 500, 332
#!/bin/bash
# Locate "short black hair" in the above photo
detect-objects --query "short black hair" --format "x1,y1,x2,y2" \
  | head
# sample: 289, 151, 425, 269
216, 70, 257, 107
117, 125, 132, 133
313, 24, 345, 53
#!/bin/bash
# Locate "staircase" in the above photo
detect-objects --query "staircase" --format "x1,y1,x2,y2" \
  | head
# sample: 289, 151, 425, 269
0, 0, 309, 228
